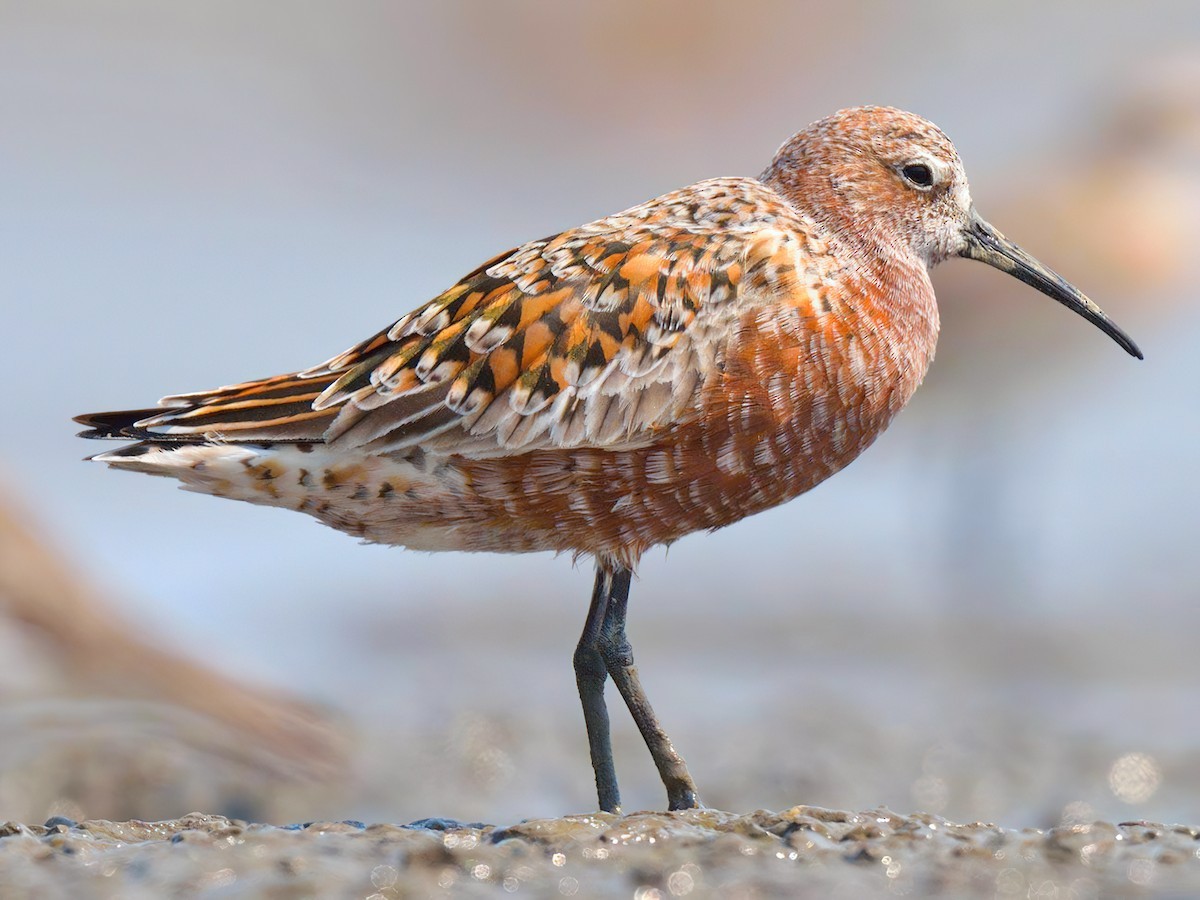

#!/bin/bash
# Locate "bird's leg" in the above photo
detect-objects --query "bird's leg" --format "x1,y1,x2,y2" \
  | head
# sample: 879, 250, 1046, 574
597, 564, 700, 811
573, 564, 622, 813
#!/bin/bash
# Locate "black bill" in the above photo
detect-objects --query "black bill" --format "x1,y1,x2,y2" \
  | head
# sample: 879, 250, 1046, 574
961, 215, 1143, 360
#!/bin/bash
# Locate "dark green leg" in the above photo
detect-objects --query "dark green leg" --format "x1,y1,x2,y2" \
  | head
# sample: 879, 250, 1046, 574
579, 561, 700, 812
574, 565, 622, 813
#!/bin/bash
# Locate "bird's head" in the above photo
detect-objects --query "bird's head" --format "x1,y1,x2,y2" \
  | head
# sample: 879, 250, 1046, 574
764, 106, 1142, 359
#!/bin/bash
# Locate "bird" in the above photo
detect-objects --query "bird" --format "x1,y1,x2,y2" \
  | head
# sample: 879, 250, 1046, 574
75, 106, 1142, 814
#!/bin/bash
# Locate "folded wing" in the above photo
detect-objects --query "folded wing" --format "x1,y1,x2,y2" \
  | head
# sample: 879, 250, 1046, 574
77, 178, 809, 457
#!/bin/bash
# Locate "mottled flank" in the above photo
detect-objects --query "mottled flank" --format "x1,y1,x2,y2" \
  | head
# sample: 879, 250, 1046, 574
75, 106, 1140, 812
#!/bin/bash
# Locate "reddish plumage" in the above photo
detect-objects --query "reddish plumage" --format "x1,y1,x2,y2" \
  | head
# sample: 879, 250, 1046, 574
75, 107, 1140, 812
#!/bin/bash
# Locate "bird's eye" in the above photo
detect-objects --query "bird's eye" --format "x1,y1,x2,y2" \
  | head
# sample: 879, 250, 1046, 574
901, 163, 934, 189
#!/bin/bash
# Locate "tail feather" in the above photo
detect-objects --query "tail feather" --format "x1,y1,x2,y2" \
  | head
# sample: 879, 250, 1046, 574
75, 371, 341, 445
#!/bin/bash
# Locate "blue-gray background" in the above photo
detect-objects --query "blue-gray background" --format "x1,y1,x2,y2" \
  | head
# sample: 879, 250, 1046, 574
3, 1, 1197, 826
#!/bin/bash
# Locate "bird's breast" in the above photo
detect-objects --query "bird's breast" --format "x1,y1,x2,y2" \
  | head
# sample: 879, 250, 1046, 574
452, 280, 938, 565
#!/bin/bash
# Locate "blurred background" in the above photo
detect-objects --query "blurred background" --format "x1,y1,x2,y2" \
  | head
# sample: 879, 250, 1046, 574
1, 0, 1197, 829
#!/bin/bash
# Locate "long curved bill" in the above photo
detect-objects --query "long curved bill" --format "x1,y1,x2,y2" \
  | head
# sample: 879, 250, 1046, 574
961, 215, 1143, 360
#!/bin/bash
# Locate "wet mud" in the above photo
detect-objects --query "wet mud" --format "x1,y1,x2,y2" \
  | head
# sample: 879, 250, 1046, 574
2, 807, 1199, 898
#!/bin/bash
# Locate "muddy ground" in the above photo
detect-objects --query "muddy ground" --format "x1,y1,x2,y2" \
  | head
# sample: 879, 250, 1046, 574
3, 807, 1199, 898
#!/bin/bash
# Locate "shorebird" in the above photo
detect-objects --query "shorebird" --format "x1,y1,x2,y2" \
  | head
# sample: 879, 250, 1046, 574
76, 107, 1141, 814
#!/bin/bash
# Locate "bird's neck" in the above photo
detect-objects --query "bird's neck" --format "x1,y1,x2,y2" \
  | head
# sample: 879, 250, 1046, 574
762, 166, 940, 378
858, 236, 941, 367
817, 209, 942, 385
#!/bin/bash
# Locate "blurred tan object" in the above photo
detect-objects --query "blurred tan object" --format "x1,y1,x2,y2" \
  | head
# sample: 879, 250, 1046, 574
0, 482, 349, 821
934, 51, 1200, 366
984, 63, 1199, 291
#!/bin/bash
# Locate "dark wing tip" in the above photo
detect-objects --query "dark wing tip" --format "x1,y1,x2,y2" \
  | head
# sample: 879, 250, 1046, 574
74, 408, 162, 439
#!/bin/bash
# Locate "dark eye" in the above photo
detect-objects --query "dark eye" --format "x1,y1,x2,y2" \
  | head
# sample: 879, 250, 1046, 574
901, 163, 934, 188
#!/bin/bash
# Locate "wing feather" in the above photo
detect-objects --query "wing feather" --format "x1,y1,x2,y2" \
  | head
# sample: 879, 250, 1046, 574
79, 178, 813, 454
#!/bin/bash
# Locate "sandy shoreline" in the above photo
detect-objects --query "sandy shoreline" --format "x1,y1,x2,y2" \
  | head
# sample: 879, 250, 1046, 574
2, 807, 1198, 898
